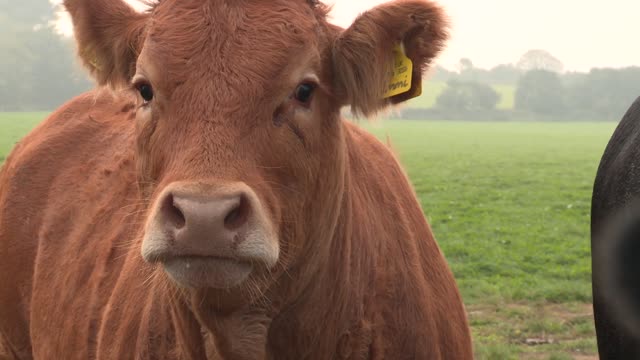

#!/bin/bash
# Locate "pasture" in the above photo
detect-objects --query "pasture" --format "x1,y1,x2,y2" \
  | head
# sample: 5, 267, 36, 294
0, 113, 616, 359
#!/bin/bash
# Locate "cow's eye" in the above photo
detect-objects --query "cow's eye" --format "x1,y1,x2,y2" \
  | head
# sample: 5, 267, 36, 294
294, 82, 316, 105
136, 82, 154, 104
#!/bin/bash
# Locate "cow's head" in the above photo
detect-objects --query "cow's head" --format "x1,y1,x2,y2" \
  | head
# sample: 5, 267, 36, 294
64, 0, 448, 309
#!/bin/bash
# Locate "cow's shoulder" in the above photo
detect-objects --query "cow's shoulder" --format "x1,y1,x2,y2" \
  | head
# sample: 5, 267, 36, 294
341, 120, 473, 358
343, 121, 406, 176
0, 89, 145, 358
0, 88, 138, 266
1, 88, 137, 194
342, 120, 417, 206
342, 119, 444, 269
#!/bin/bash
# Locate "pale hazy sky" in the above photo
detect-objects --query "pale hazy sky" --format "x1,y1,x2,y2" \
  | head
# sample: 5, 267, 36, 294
51, 0, 640, 72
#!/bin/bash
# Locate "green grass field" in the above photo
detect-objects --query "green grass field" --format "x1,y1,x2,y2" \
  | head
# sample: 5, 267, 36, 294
0, 112, 48, 163
361, 120, 615, 359
0, 113, 616, 359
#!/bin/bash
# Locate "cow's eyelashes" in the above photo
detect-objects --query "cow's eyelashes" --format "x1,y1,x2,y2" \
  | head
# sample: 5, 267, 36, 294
293, 82, 316, 106
134, 81, 154, 104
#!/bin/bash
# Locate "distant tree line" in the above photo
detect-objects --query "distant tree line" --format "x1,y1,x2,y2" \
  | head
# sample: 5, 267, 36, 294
0, 1, 92, 111
513, 67, 640, 121
2, 4, 639, 121
410, 51, 640, 121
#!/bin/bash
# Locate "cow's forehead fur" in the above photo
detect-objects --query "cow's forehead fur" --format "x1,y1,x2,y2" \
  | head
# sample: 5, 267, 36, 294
138, 0, 332, 110
143, 0, 329, 76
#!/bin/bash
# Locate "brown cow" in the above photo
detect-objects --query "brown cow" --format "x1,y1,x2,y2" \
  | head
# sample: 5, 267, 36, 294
0, 0, 472, 358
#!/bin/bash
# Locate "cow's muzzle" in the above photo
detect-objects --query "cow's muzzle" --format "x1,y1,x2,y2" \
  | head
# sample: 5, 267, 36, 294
141, 181, 279, 289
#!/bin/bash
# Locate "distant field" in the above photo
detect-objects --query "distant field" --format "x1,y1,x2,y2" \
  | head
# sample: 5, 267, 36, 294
0, 113, 615, 359
493, 84, 516, 109
0, 112, 48, 163
406, 81, 449, 108
360, 120, 616, 359
407, 81, 516, 110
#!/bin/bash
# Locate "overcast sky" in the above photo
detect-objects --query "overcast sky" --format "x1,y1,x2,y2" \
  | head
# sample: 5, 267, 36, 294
52, 0, 640, 72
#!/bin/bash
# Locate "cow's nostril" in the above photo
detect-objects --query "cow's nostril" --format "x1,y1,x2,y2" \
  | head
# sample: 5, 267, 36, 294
163, 194, 186, 230
224, 195, 250, 230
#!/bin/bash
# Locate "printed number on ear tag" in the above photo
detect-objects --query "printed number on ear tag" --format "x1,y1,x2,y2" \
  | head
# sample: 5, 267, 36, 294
383, 44, 414, 98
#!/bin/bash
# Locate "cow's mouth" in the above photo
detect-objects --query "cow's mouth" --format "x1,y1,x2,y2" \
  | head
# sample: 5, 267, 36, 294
162, 256, 253, 289
141, 181, 280, 289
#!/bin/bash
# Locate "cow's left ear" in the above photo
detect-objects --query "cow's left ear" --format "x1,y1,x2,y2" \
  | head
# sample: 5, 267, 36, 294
332, 0, 449, 117
64, 0, 150, 89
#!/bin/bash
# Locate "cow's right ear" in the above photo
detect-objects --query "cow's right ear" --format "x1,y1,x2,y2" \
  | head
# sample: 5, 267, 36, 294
63, 0, 149, 89
331, 0, 449, 118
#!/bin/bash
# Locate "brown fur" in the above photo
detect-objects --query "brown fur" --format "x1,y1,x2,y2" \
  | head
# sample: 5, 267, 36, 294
64, 0, 149, 88
333, 0, 449, 117
0, 0, 472, 359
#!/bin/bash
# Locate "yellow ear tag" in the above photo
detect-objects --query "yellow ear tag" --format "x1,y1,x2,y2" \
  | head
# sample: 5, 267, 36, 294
383, 44, 414, 98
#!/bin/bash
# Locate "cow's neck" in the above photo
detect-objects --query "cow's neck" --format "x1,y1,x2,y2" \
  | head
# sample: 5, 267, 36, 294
170, 121, 375, 359
264, 123, 380, 358
195, 178, 357, 359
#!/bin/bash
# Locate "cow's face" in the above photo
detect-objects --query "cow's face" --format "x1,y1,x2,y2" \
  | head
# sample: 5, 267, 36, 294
64, 0, 448, 307
133, 1, 343, 302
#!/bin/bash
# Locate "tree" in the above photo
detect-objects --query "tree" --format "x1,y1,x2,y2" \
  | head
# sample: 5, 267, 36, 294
517, 50, 564, 74
455, 57, 496, 83
23, 28, 93, 110
565, 67, 640, 120
487, 64, 522, 85
0, 6, 92, 111
428, 65, 457, 83
436, 80, 501, 112
0, 0, 55, 25
515, 70, 565, 116
458, 58, 474, 73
